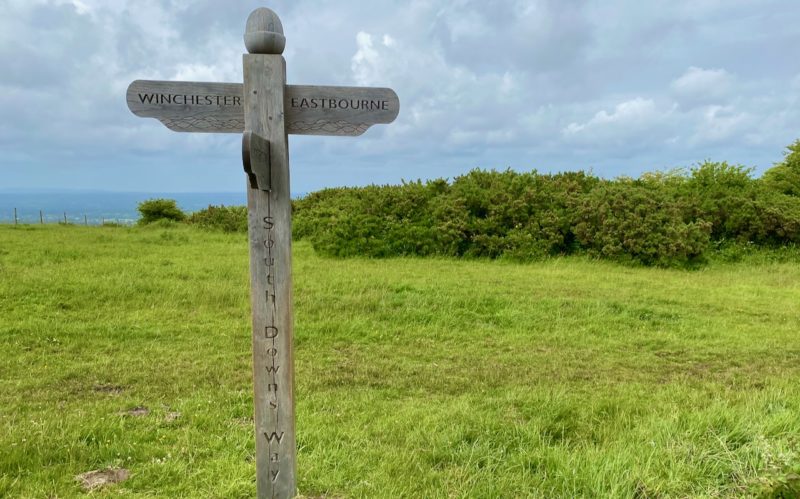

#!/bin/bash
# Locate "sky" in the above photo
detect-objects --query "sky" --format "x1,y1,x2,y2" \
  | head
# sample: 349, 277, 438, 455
1, 0, 799, 193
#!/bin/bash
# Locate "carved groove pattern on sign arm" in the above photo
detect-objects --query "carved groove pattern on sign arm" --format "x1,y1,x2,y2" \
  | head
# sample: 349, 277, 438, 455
161, 117, 244, 132
288, 120, 370, 136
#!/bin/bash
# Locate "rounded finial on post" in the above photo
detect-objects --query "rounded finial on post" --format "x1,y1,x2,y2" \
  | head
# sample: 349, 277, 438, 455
245, 8, 285, 54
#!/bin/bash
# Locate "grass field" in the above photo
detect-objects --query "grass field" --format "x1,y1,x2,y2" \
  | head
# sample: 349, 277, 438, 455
1, 224, 799, 498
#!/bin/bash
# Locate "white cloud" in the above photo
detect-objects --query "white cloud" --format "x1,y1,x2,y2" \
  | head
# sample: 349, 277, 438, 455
690, 105, 749, 144
563, 98, 667, 139
351, 32, 380, 86
671, 66, 734, 104
172, 63, 224, 82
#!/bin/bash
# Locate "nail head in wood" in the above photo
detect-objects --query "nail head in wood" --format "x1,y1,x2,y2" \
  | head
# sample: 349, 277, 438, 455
245, 8, 285, 54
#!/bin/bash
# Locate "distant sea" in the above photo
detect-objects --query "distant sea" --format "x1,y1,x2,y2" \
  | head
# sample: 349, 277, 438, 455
0, 191, 251, 225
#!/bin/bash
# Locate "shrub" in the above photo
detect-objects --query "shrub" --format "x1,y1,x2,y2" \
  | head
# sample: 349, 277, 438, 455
137, 198, 186, 225
188, 205, 248, 233
573, 180, 711, 266
681, 161, 757, 240
762, 139, 800, 197
289, 139, 800, 266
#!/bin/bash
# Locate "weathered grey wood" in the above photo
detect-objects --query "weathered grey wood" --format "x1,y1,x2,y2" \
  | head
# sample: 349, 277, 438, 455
242, 131, 271, 191
244, 53, 296, 499
126, 80, 244, 133
285, 85, 399, 136
245, 7, 285, 55
127, 80, 398, 136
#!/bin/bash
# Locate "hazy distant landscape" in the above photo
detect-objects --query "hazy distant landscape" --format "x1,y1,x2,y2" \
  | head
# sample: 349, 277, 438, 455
0, 191, 247, 224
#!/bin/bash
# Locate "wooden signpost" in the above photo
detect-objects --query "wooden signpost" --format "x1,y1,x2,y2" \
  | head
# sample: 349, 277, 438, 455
126, 8, 399, 499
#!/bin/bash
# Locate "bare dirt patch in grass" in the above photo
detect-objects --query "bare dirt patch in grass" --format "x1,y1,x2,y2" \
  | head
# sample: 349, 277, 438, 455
75, 468, 130, 491
91, 384, 124, 394
120, 406, 149, 417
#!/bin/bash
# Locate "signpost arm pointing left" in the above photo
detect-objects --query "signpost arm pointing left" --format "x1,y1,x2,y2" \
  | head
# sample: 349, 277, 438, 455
243, 8, 297, 499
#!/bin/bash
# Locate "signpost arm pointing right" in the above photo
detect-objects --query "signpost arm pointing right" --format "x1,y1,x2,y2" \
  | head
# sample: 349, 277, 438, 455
243, 8, 296, 499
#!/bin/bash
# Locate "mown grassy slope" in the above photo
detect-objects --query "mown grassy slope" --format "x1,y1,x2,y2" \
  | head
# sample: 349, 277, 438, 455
1, 225, 799, 497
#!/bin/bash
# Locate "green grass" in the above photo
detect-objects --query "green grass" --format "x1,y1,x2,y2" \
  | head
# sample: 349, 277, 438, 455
1, 224, 799, 498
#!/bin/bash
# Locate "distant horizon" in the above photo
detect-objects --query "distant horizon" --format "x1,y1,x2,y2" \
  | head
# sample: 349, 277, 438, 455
0, 191, 253, 224
0, 188, 243, 195
0, 156, 784, 195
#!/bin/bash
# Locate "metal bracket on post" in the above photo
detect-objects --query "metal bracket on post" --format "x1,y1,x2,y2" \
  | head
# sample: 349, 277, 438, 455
242, 130, 271, 191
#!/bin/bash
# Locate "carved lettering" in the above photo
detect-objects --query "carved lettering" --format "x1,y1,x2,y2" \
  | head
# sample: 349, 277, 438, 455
271, 469, 279, 482
265, 326, 279, 338
267, 348, 278, 357
287, 96, 391, 113
264, 431, 285, 444
267, 383, 278, 392
266, 365, 280, 374
269, 399, 278, 409
271, 453, 279, 463
263, 216, 275, 229
135, 92, 242, 107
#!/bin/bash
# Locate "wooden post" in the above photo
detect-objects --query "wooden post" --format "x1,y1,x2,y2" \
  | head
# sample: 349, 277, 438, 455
40, 210, 44, 224
14, 208, 17, 226
84, 214, 88, 226
63, 212, 67, 224
243, 8, 296, 499
124, 9, 398, 495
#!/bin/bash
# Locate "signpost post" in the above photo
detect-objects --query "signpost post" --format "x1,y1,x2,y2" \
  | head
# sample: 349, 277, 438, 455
126, 8, 399, 499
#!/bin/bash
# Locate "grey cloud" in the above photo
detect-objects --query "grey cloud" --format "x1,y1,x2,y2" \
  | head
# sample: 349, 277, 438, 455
432, 0, 592, 74
670, 66, 734, 106
1, 0, 799, 193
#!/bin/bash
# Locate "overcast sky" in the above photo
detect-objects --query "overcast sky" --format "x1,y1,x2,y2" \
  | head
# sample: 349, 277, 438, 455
2, 0, 799, 193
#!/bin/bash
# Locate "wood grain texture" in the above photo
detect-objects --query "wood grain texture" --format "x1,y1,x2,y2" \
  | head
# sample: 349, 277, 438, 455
126, 80, 243, 133
242, 131, 271, 191
244, 7, 285, 55
284, 85, 399, 136
244, 54, 297, 499
127, 80, 398, 136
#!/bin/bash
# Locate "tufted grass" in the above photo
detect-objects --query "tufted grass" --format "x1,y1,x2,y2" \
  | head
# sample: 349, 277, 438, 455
1, 224, 799, 497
